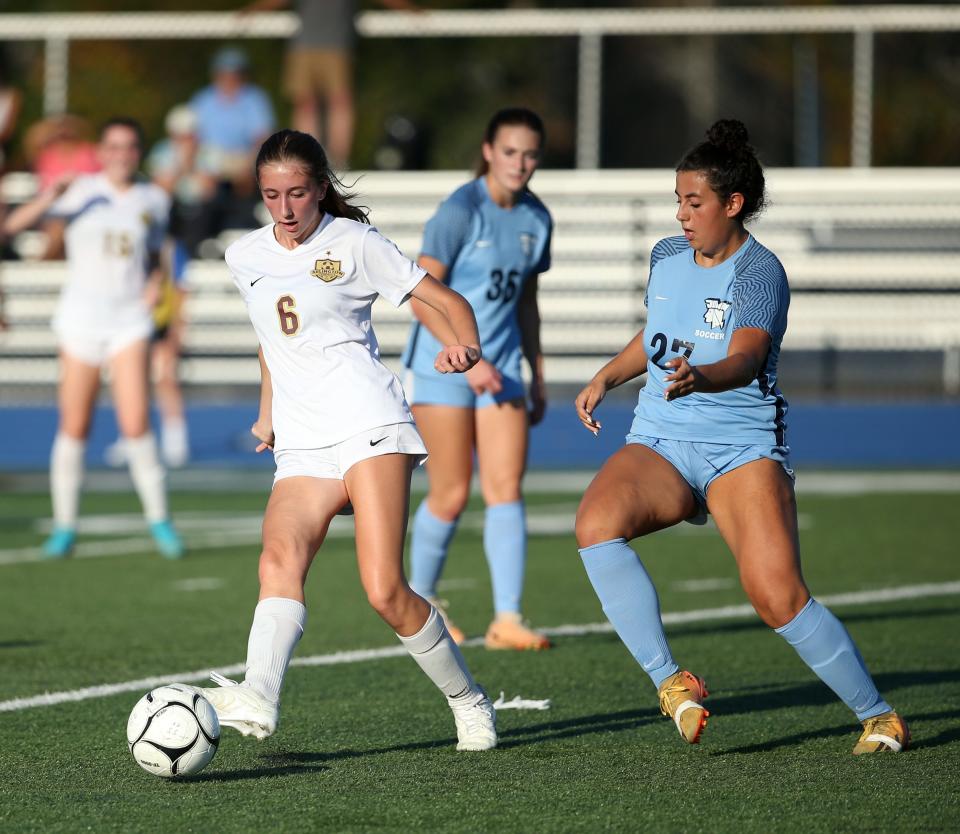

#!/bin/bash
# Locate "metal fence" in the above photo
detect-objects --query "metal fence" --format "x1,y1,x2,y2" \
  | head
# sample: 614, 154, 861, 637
3, 5, 960, 167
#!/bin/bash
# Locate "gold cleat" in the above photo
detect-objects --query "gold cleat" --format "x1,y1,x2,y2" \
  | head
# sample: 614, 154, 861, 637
658, 670, 709, 744
484, 613, 551, 651
853, 710, 910, 755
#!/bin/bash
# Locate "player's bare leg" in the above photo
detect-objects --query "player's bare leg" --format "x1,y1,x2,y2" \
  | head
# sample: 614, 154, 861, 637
259, 476, 348, 602
44, 351, 101, 557
57, 350, 101, 440
201, 476, 347, 739
577, 444, 709, 743
708, 458, 904, 752
706, 459, 808, 626
408, 404, 475, 642
576, 444, 698, 546
475, 399, 547, 649
347, 453, 429, 635
110, 338, 151, 439
110, 338, 182, 557
347, 453, 496, 750
152, 326, 189, 467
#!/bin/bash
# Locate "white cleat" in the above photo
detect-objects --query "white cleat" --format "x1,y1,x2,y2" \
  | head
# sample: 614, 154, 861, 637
449, 690, 498, 751
193, 672, 279, 740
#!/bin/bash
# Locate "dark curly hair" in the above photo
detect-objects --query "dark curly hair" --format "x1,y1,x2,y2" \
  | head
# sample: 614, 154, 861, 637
255, 129, 369, 224
676, 119, 766, 224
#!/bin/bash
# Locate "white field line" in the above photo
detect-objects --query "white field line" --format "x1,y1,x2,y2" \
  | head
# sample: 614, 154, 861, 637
673, 578, 737, 593
1, 579, 958, 715
5, 469, 960, 498
172, 578, 227, 592
0, 504, 803, 566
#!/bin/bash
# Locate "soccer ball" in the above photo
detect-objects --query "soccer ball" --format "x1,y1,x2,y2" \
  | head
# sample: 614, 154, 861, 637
127, 684, 220, 778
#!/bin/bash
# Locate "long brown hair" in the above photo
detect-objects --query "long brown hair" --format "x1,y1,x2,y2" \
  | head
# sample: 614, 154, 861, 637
255, 129, 369, 224
474, 107, 545, 178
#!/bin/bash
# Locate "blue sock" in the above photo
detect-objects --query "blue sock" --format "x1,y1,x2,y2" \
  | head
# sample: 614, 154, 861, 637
776, 598, 891, 720
408, 501, 459, 599
579, 538, 678, 688
483, 500, 526, 615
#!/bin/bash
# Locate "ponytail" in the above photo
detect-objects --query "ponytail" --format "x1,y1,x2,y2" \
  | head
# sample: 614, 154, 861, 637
256, 129, 369, 224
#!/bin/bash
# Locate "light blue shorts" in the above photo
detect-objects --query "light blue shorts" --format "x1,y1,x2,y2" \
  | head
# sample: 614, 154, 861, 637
626, 433, 794, 518
404, 370, 526, 409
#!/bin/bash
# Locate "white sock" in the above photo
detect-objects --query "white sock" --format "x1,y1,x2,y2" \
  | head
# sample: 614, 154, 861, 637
125, 432, 167, 524
397, 606, 480, 702
161, 418, 189, 468
50, 433, 85, 529
244, 597, 307, 702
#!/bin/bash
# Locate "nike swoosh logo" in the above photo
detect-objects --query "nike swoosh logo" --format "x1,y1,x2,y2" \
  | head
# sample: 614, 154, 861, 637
655, 295, 669, 301
475, 240, 493, 248
250, 276, 266, 287
369, 436, 388, 447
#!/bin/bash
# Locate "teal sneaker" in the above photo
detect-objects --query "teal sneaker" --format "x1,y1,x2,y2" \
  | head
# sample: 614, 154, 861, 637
150, 520, 185, 559
41, 527, 76, 560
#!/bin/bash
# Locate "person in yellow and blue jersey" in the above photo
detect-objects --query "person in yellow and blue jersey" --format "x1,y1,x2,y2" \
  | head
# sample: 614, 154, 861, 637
574, 119, 908, 755
402, 108, 553, 650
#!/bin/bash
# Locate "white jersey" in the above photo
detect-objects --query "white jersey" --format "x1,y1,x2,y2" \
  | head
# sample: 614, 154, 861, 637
226, 215, 427, 450
49, 173, 170, 334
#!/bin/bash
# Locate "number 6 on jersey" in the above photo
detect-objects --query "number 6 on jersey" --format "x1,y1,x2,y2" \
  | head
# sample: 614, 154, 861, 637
276, 295, 300, 336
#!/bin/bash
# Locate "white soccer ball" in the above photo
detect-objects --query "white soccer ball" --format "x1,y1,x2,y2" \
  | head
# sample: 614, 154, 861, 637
127, 684, 220, 778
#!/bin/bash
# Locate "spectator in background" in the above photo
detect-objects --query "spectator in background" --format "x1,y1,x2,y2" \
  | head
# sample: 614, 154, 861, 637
243, 0, 417, 169
25, 114, 100, 192
0, 199, 7, 330
0, 58, 22, 173
147, 104, 218, 257
190, 47, 275, 238
23, 114, 100, 259
0, 53, 18, 330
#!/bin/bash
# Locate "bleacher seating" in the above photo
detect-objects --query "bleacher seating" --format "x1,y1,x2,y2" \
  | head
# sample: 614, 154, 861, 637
2, 168, 960, 390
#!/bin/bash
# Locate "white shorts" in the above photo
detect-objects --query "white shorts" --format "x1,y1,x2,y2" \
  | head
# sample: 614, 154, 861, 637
56, 321, 153, 367
273, 422, 427, 483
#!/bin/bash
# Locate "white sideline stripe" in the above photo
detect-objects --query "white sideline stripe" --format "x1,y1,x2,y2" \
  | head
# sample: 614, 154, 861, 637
172, 578, 227, 592
1, 580, 958, 715
0, 503, 802, 566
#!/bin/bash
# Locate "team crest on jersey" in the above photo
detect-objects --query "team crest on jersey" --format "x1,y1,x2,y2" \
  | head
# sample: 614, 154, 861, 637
311, 258, 344, 283
140, 211, 152, 227
703, 298, 732, 329
519, 233, 536, 257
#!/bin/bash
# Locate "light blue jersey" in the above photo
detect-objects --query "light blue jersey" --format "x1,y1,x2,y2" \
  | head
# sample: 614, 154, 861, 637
402, 177, 552, 385
630, 234, 790, 445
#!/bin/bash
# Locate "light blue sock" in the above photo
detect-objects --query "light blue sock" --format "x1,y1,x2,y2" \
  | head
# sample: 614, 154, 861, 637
408, 501, 459, 599
579, 538, 678, 688
483, 500, 526, 615
776, 597, 891, 720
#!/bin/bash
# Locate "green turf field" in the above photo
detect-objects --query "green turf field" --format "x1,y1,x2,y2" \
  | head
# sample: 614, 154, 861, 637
1, 484, 958, 833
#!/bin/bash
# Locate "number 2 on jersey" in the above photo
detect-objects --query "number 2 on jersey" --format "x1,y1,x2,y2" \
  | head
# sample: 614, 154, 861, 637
649, 332, 695, 367
276, 295, 300, 336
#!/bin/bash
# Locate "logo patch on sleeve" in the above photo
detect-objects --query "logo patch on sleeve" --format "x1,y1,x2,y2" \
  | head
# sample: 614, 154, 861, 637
311, 258, 344, 283
703, 298, 732, 329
